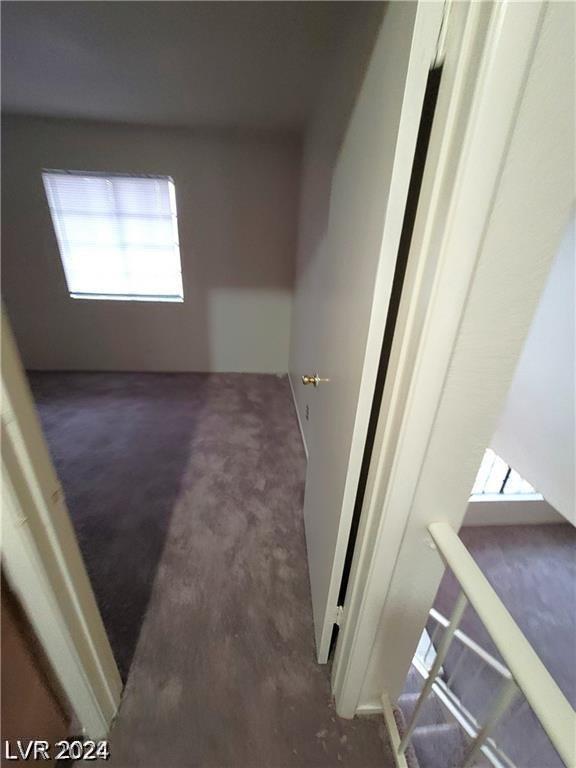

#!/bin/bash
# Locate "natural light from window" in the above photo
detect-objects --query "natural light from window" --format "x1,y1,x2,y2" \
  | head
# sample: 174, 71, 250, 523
470, 448, 540, 499
42, 170, 184, 302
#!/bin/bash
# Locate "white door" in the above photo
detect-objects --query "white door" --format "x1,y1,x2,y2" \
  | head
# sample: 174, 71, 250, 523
298, 2, 445, 662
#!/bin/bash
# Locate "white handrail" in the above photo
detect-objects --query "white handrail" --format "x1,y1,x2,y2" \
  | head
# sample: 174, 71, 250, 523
428, 521, 576, 767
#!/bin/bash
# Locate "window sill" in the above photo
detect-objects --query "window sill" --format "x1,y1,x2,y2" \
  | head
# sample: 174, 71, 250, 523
468, 493, 544, 503
69, 293, 184, 303
463, 496, 563, 527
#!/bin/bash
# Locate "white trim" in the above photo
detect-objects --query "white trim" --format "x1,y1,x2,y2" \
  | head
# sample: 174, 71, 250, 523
288, 372, 308, 461
333, 0, 560, 717
355, 701, 384, 717
469, 493, 543, 503
2, 457, 113, 738
381, 693, 409, 768
1, 310, 122, 737
332, 0, 496, 715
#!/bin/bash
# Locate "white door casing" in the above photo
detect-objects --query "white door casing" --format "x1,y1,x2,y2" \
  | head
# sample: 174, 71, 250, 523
1, 310, 122, 736
296, 2, 446, 662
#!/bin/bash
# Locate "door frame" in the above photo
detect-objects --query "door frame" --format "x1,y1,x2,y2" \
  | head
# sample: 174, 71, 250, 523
332, 0, 565, 717
2, 309, 122, 737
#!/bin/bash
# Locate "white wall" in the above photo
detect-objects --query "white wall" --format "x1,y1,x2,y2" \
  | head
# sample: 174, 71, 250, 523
1, 116, 300, 373
492, 220, 575, 523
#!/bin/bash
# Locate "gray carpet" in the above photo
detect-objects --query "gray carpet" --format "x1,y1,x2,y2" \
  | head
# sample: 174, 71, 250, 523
29, 371, 215, 682
30, 372, 392, 768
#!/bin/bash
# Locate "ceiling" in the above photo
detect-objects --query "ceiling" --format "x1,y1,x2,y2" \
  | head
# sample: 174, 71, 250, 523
1, 1, 376, 130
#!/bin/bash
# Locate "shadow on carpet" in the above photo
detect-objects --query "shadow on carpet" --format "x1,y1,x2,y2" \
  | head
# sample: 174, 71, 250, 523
29, 371, 214, 681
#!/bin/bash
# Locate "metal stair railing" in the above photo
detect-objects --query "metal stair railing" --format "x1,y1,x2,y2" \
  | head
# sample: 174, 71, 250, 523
383, 522, 576, 768
411, 608, 517, 768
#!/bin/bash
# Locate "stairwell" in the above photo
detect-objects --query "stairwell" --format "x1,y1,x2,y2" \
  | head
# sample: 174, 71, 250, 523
396, 666, 483, 768
388, 522, 575, 768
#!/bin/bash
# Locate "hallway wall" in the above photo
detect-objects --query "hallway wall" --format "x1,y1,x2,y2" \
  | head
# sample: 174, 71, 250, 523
1, 116, 300, 373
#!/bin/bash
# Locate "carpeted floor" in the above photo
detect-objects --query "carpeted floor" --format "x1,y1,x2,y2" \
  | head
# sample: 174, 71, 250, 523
30, 372, 392, 768
29, 371, 214, 681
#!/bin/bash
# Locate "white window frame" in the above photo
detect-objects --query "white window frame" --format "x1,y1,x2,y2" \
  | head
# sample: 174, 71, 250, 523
42, 170, 184, 303
469, 448, 542, 502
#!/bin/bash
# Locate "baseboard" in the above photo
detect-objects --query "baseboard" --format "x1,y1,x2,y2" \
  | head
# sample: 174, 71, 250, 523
355, 700, 384, 716
288, 372, 309, 461
463, 497, 564, 527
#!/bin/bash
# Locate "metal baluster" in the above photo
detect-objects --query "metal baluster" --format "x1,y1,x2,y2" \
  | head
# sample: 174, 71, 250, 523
398, 591, 468, 755
461, 678, 519, 768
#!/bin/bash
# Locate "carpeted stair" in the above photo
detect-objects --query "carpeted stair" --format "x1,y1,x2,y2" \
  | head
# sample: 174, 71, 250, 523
396, 666, 476, 768
411, 723, 472, 768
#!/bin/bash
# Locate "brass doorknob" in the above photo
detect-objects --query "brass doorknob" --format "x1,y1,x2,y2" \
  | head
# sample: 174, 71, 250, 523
302, 373, 330, 387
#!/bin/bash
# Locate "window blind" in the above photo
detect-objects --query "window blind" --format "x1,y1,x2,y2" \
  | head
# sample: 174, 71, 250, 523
470, 448, 538, 496
42, 171, 184, 301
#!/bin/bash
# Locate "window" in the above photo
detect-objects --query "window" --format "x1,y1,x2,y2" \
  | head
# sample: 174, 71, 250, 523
42, 170, 183, 302
470, 448, 540, 498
